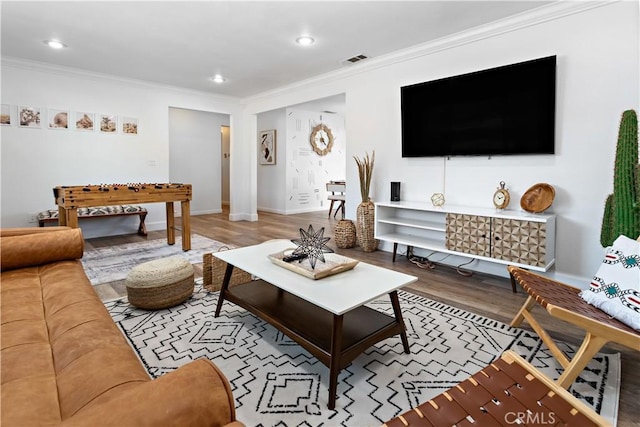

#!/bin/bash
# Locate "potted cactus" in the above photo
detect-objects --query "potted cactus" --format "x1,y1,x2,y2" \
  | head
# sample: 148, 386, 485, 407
600, 109, 640, 247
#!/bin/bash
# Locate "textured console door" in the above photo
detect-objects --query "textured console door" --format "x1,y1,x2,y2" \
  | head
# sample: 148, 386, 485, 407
491, 218, 547, 267
446, 213, 491, 257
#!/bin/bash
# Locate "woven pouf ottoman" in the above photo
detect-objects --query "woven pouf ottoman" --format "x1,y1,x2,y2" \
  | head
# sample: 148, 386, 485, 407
126, 256, 195, 310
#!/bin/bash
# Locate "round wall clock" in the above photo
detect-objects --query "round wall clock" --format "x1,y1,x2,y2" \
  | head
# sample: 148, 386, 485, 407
493, 181, 510, 210
309, 124, 334, 156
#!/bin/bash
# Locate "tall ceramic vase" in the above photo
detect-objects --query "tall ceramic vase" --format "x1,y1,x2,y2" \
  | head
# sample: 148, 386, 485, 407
356, 199, 378, 252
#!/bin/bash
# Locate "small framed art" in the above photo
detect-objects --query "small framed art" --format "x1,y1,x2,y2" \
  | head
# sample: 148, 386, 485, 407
75, 112, 95, 131
259, 129, 276, 165
18, 106, 41, 128
100, 114, 117, 133
1, 104, 10, 125
48, 109, 69, 129
121, 116, 138, 134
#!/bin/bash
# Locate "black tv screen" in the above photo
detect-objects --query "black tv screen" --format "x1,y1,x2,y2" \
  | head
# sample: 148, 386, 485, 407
401, 56, 556, 157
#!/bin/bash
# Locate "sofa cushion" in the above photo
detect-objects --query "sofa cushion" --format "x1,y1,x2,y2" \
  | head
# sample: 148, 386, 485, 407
37, 205, 147, 220
580, 234, 640, 330
42, 260, 151, 418
1, 228, 83, 272
1, 266, 62, 425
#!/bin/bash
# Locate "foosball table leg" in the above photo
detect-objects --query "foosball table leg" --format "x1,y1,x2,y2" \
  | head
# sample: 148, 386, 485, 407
58, 206, 67, 226
63, 208, 79, 228
180, 200, 191, 251
166, 202, 175, 245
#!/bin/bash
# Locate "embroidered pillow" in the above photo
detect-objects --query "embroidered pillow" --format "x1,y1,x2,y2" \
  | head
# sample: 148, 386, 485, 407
580, 235, 640, 330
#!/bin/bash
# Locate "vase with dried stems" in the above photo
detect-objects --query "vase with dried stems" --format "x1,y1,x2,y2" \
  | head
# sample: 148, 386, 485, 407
354, 151, 378, 252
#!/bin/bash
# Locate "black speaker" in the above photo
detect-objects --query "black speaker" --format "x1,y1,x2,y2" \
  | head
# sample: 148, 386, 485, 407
391, 182, 401, 201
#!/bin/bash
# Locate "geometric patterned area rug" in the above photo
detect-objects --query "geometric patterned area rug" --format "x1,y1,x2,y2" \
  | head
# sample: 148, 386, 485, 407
82, 234, 230, 286
105, 285, 620, 426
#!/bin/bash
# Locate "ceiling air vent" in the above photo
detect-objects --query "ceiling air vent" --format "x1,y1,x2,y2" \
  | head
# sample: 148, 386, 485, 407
341, 54, 368, 66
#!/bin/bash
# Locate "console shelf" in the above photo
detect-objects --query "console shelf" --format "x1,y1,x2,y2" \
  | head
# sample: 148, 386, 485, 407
375, 201, 555, 272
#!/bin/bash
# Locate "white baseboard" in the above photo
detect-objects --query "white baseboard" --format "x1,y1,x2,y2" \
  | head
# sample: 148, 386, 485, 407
229, 212, 259, 222
257, 206, 286, 215
191, 208, 223, 215
257, 206, 326, 215
284, 207, 326, 215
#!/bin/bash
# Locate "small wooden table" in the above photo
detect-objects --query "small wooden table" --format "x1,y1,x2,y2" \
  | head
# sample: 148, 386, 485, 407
213, 239, 417, 409
52, 183, 192, 250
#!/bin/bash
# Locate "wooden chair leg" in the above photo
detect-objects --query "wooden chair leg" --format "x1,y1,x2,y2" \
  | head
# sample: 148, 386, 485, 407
138, 212, 148, 236
333, 201, 345, 218
520, 308, 571, 369
557, 333, 608, 388
510, 271, 518, 293
328, 200, 335, 218
510, 295, 537, 327
511, 296, 572, 369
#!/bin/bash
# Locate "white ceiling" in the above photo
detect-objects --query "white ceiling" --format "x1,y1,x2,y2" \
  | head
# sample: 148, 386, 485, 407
1, 1, 553, 98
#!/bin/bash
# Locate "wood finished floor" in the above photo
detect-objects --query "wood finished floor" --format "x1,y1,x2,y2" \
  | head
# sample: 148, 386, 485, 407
87, 208, 639, 426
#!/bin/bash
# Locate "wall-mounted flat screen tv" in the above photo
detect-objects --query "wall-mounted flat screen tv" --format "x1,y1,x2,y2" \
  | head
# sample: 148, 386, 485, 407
401, 55, 556, 157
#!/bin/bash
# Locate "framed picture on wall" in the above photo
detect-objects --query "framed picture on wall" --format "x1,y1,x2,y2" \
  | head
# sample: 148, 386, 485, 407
1, 104, 11, 126
48, 108, 69, 129
99, 114, 117, 133
121, 116, 138, 134
259, 129, 276, 165
18, 106, 42, 128
75, 112, 95, 131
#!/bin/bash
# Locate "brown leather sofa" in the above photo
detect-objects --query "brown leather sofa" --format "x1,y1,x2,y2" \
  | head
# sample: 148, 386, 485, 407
1, 227, 244, 427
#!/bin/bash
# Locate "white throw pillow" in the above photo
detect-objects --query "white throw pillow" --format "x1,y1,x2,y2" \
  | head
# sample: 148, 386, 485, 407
580, 235, 640, 331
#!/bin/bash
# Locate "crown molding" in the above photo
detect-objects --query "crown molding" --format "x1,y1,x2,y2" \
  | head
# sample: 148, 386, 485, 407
1, 56, 241, 104
242, 1, 616, 104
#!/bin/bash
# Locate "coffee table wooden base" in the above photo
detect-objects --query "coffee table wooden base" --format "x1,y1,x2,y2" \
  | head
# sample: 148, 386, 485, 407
214, 267, 410, 409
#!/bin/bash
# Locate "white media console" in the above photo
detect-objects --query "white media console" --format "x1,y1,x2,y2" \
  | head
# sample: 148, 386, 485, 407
375, 201, 556, 272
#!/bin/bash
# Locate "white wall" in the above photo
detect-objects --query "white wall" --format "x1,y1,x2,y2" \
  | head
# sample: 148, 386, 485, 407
1, 2, 638, 283
257, 108, 287, 213
257, 107, 347, 214
242, 2, 639, 283
168, 107, 229, 215
0, 60, 242, 238
285, 108, 346, 214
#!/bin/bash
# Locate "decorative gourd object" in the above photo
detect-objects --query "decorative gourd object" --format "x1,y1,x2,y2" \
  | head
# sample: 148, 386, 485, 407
335, 219, 357, 248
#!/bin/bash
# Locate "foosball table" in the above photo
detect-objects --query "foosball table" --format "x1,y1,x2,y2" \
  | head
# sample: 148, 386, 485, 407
52, 183, 193, 250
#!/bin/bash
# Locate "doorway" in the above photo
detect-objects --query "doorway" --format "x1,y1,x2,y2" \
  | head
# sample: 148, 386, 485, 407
221, 125, 230, 206
255, 94, 346, 215
168, 107, 229, 214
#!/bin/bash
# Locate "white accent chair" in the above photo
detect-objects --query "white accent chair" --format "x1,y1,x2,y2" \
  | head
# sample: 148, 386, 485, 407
326, 181, 345, 219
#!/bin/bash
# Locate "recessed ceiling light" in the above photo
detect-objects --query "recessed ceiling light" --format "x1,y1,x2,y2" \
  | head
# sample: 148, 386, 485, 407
44, 39, 67, 49
210, 74, 225, 84
296, 36, 315, 46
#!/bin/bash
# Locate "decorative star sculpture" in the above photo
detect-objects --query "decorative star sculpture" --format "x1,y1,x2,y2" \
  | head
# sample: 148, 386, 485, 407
291, 225, 334, 269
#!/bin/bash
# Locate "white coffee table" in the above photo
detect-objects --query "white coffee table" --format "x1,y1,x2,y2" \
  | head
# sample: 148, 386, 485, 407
213, 239, 417, 409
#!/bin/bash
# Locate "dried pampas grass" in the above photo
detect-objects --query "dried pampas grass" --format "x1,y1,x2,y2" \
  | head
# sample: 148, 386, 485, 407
354, 151, 375, 202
